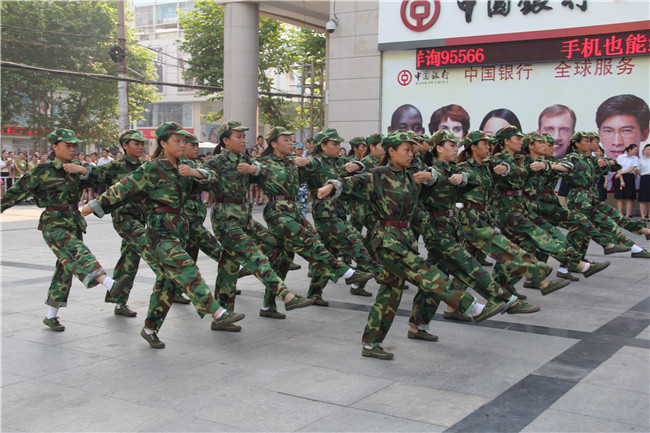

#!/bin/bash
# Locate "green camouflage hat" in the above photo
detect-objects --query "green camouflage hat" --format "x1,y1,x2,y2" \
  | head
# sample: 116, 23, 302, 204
463, 130, 489, 147
349, 136, 367, 147
522, 132, 544, 148
586, 131, 600, 139
314, 128, 344, 148
179, 130, 199, 144
155, 121, 184, 140
429, 129, 461, 147
415, 133, 430, 142
265, 126, 293, 144
493, 125, 524, 142
570, 131, 589, 144
48, 128, 81, 145
382, 130, 418, 152
366, 132, 384, 146
119, 129, 146, 144
541, 133, 556, 144
217, 120, 249, 140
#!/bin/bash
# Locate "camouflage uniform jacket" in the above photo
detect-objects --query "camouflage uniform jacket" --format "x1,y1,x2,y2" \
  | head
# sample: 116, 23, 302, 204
559, 152, 617, 204
95, 155, 146, 223
88, 155, 212, 241
408, 152, 427, 172
305, 153, 363, 219
1, 157, 98, 233
488, 151, 549, 212
455, 157, 497, 225
328, 164, 435, 256
180, 156, 208, 223
256, 153, 306, 220
204, 149, 263, 230
420, 159, 470, 212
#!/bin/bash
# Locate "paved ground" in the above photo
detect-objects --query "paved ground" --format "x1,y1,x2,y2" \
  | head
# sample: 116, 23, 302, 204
1, 203, 649, 432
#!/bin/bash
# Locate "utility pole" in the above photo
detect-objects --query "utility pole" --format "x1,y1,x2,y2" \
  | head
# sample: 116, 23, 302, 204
117, 0, 129, 131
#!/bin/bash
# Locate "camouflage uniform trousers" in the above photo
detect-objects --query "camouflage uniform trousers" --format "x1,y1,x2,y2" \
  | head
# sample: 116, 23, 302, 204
495, 199, 582, 269
262, 207, 350, 310
459, 208, 552, 291
144, 228, 221, 332
412, 215, 513, 329
177, 217, 225, 298
567, 191, 639, 258
538, 200, 626, 262
364, 245, 476, 346
41, 228, 106, 308
212, 220, 290, 312
310, 216, 382, 298
526, 215, 576, 264
107, 218, 157, 306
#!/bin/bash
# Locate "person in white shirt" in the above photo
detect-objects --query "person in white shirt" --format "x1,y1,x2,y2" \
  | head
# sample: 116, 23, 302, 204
636, 144, 650, 221
614, 144, 639, 218
97, 148, 113, 166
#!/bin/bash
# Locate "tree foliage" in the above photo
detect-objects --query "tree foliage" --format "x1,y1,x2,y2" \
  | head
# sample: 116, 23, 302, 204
1, 0, 159, 148
179, 0, 325, 130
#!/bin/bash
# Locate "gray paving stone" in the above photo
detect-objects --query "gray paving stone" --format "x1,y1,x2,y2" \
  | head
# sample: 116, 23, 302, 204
522, 408, 648, 432
550, 383, 649, 428
2, 205, 649, 432
352, 382, 489, 427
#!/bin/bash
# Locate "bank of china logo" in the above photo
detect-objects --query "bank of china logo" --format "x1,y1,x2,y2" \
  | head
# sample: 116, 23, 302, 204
400, 0, 440, 32
397, 70, 412, 86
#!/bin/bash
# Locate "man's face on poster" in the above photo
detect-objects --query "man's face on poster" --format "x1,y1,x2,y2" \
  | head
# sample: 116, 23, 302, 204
538, 111, 574, 158
599, 114, 649, 158
389, 107, 425, 135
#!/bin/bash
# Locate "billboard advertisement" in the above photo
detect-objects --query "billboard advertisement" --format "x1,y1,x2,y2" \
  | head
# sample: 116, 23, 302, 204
381, 50, 649, 160
378, 0, 649, 50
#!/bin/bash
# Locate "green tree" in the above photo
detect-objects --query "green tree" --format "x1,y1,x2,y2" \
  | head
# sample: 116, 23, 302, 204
1, 0, 159, 150
179, 0, 325, 130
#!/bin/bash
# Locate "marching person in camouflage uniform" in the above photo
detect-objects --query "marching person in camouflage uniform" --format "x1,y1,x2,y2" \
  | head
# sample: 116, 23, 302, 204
304, 128, 382, 304
255, 127, 374, 318
318, 130, 495, 361
1, 128, 130, 332
560, 131, 650, 259
294, 141, 310, 217
489, 125, 610, 289
454, 130, 563, 303
83, 122, 245, 348
523, 132, 631, 281
94, 129, 157, 317
204, 120, 314, 329
410, 130, 539, 340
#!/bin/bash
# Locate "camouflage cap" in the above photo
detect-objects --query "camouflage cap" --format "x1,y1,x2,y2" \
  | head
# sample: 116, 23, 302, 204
349, 136, 367, 147
415, 133, 430, 142
366, 132, 384, 146
155, 121, 184, 140
541, 133, 556, 144
586, 131, 600, 139
265, 126, 293, 144
463, 130, 489, 147
179, 130, 199, 144
493, 125, 524, 142
119, 129, 146, 144
429, 129, 461, 147
570, 131, 589, 143
314, 128, 344, 148
522, 132, 544, 148
217, 120, 249, 140
48, 128, 81, 145
382, 130, 418, 152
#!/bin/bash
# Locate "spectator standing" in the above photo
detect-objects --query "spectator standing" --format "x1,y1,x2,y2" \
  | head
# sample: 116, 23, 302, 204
614, 144, 639, 218
637, 144, 650, 221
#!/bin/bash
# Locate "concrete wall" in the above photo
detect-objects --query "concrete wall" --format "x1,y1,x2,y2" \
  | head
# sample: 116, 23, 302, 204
326, 0, 382, 143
